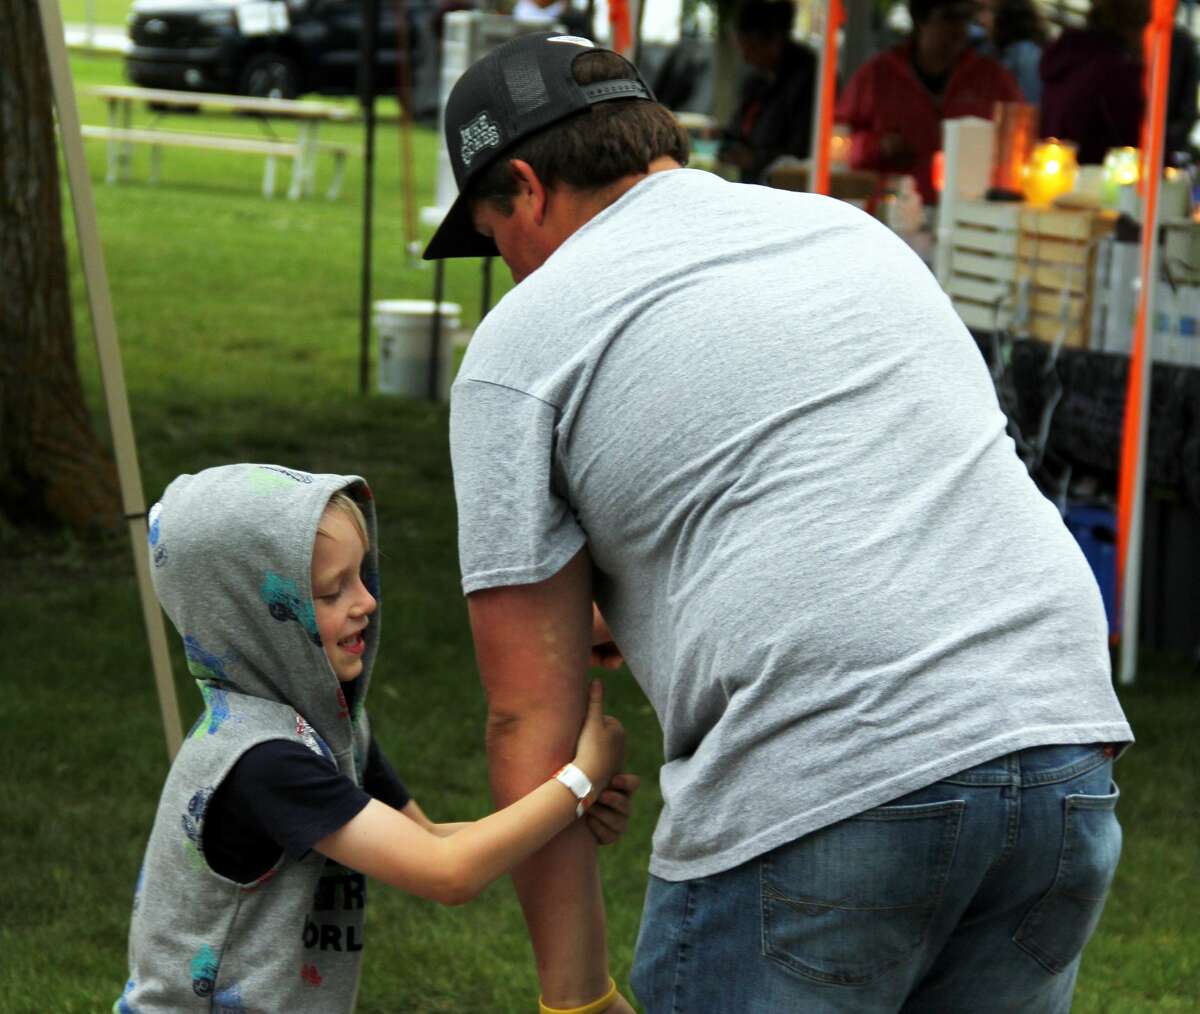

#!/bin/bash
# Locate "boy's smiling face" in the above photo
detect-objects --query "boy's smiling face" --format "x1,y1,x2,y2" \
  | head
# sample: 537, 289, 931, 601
311, 508, 376, 682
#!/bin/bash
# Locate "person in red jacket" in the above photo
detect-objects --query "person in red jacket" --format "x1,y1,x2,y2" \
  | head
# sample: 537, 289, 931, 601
837, 0, 1021, 203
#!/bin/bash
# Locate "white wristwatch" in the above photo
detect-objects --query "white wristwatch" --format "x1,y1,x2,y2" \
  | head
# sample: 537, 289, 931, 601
554, 763, 594, 818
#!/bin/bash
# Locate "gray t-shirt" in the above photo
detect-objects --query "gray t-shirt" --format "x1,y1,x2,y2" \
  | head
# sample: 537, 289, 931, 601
450, 168, 1132, 881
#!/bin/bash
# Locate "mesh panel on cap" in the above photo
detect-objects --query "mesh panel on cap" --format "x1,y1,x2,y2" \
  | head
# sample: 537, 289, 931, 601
503, 49, 551, 117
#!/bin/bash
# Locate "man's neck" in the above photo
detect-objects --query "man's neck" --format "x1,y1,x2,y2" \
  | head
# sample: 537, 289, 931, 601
533, 158, 683, 269
568, 157, 683, 228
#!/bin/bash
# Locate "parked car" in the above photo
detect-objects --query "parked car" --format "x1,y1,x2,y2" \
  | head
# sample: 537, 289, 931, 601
124, 0, 430, 101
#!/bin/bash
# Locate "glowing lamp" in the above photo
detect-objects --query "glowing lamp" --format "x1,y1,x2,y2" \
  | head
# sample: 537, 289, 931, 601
1101, 146, 1140, 208
1022, 139, 1078, 207
932, 150, 945, 194
991, 101, 1037, 196
829, 125, 851, 171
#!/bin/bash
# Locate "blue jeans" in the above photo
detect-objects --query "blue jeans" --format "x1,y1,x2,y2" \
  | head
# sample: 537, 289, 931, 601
631, 744, 1122, 1013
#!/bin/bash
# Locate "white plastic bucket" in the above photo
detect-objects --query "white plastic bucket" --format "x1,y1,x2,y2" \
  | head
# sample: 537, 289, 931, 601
374, 299, 462, 400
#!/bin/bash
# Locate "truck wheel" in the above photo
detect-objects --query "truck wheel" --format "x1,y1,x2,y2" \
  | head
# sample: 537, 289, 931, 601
240, 53, 300, 99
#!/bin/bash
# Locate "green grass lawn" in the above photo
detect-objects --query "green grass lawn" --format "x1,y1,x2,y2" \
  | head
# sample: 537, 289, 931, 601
59, 0, 133, 26
1, 49, 1196, 1013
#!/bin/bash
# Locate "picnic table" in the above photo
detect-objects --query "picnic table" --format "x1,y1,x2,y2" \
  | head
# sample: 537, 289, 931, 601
85, 85, 359, 199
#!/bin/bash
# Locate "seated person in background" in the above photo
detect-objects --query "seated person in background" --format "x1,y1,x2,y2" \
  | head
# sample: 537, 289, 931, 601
975, 0, 1050, 103
837, 0, 1021, 203
718, 0, 817, 183
1039, 0, 1148, 166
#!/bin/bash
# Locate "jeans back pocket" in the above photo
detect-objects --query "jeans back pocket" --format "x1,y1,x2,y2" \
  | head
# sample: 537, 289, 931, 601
1014, 783, 1122, 974
760, 799, 964, 986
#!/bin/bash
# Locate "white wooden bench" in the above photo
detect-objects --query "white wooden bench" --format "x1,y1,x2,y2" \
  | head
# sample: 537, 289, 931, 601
80, 125, 357, 200
85, 86, 360, 200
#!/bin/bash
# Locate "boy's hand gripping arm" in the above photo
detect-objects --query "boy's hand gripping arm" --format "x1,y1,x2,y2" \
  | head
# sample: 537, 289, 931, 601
468, 548, 613, 1009
312, 679, 625, 906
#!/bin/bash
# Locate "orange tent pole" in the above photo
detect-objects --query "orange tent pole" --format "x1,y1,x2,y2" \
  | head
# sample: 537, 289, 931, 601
1116, 0, 1176, 684
609, 0, 634, 58
808, 0, 844, 195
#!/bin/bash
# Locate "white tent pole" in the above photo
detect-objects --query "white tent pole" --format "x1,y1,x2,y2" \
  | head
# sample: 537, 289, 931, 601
1118, 12, 1175, 686
1118, 234, 1158, 686
37, 0, 183, 758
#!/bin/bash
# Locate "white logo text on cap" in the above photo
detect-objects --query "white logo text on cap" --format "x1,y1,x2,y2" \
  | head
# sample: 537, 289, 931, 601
459, 111, 501, 167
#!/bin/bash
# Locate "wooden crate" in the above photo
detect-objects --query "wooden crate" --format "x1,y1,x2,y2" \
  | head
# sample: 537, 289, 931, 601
944, 200, 1021, 334
944, 200, 1115, 347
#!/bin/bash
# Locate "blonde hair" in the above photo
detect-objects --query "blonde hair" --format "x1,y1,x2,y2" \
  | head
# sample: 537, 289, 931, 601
320, 491, 369, 550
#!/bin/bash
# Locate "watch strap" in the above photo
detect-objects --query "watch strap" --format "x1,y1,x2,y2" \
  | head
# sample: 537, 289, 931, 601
554, 762, 593, 818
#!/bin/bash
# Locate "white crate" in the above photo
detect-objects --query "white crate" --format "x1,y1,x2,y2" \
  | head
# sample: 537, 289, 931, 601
944, 201, 1114, 347
1090, 236, 1200, 367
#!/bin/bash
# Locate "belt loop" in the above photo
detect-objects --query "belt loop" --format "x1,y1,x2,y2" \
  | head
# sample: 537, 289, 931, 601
1007, 749, 1021, 787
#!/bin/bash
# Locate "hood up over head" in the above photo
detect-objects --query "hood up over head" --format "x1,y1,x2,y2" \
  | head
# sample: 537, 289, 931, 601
148, 463, 381, 778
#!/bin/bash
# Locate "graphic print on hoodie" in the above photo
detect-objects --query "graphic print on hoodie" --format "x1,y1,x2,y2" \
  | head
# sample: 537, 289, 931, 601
116, 464, 381, 1014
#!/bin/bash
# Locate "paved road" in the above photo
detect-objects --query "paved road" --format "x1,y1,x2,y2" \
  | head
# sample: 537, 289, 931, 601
64, 22, 129, 53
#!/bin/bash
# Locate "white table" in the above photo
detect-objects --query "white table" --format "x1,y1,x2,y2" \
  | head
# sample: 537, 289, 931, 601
87, 86, 357, 199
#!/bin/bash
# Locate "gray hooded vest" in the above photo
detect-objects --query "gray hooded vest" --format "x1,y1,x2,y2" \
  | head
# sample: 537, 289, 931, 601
116, 463, 381, 1014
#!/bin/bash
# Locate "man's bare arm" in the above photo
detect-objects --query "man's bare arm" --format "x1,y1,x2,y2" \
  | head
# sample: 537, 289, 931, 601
467, 548, 611, 1007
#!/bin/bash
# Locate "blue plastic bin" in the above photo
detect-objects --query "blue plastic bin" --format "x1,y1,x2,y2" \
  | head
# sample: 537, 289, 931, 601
1064, 505, 1119, 637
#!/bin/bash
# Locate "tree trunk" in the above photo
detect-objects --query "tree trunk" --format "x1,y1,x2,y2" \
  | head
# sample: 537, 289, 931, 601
0, 1, 121, 531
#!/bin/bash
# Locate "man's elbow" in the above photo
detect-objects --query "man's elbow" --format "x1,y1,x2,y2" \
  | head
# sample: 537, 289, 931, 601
484, 702, 576, 762
485, 704, 523, 743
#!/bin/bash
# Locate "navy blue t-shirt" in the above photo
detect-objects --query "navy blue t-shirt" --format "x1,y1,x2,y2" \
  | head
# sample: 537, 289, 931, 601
202, 733, 410, 884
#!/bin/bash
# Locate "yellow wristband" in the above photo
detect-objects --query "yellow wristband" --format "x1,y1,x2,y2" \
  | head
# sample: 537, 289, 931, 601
538, 977, 618, 1014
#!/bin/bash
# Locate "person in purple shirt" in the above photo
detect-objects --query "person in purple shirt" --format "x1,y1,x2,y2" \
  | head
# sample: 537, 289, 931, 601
1039, 0, 1148, 165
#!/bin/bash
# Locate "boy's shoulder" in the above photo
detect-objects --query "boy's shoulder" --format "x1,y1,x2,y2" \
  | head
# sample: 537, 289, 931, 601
183, 684, 336, 767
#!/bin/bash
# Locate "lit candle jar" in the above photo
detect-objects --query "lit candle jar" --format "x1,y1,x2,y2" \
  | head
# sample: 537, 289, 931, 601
830, 126, 851, 171
1101, 146, 1140, 208
1023, 138, 1079, 207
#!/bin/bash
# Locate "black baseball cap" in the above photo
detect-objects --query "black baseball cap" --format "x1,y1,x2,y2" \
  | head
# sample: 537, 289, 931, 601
422, 32, 656, 261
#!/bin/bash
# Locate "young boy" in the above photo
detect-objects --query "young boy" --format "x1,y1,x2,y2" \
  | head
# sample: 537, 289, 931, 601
116, 463, 632, 1013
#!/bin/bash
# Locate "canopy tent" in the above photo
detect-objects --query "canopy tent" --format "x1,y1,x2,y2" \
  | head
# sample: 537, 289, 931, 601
804, 0, 1180, 685
37, 0, 183, 759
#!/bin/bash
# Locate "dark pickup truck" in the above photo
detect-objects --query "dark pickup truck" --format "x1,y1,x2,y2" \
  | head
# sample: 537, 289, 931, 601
125, 0, 429, 100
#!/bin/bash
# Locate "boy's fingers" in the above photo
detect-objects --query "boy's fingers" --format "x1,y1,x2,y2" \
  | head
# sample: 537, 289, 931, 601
588, 679, 604, 711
